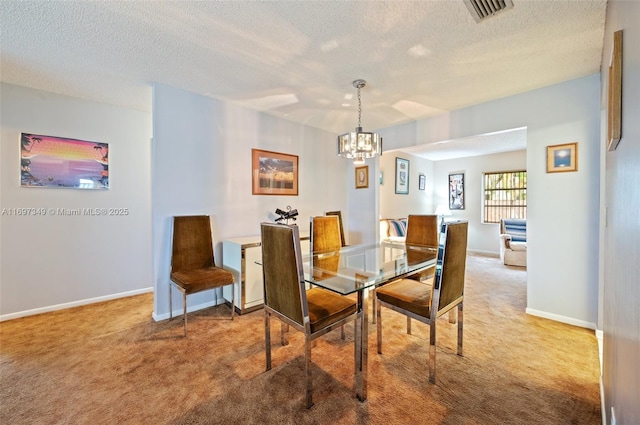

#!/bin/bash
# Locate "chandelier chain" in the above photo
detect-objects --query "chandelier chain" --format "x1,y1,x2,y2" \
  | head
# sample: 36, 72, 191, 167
357, 86, 362, 128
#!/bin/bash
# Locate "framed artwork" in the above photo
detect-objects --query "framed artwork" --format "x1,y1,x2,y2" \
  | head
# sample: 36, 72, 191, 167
449, 173, 465, 210
607, 30, 622, 151
20, 133, 109, 189
252, 149, 298, 195
379, 171, 384, 185
395, 157, 410, 194
355, 165, 369, 189
418, 174, 426, 191
547, 142, 578, 173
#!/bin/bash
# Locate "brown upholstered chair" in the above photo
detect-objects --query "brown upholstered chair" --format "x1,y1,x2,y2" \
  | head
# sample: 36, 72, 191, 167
325, 210, 347, 246
372, 214, 440, 322
405, 214, 439, 281
261, 222, 358, 409
169, 215, 234, 336
310, 215, 342, 253
375, 220, 468, 383
311, 215, 350, 338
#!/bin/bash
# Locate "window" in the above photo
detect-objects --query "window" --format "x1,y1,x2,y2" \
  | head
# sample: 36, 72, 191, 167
483, 171, 526, 223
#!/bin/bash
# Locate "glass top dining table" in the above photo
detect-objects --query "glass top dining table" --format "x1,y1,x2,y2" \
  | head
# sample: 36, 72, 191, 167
302, 240, 438, 402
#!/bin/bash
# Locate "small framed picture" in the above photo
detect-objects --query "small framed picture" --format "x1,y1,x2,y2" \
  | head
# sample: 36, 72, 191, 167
449, 173, 465, 210
355, 165, 369, 189
418, 174, 426, 190
547, 142, 578, 173
379, 171, 384, 185
395, 157, 409, 194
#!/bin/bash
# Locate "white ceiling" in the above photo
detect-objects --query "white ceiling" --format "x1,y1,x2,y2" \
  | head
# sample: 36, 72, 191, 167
0, 1, 607, 160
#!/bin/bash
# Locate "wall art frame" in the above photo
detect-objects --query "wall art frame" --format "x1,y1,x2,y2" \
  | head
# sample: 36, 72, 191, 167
20, 133, 109, 189
355, 165, 369, 189
251, 148, 298, 195
547, 142, 578, 173
395, 157, 410, 194
449, 173, 465, 210
607, 29, 623, 151
418, 174, 426, 190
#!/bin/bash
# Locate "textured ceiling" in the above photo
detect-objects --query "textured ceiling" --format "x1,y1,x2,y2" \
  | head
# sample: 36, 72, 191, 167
0, 1, 607, 160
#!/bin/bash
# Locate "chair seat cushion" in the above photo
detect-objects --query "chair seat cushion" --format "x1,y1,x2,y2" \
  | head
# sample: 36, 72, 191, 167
376, 279, 433, 318
510, 241, 527, 252
306, 287, 357, 333
171, 266, 234, 294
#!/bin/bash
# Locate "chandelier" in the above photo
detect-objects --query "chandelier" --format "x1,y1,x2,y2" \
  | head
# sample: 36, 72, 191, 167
337, 79, 382, 164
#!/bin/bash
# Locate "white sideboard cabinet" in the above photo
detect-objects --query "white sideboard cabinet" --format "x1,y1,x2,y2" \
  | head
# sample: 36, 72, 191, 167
222, 232, 309, 314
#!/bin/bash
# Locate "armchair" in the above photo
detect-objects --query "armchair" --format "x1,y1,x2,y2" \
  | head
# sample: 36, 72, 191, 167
499, 218, 527, 267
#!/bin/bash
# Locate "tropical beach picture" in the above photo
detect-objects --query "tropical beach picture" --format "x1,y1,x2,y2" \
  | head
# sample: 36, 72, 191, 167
251, 149, 298, 195
21, 133, 109, 189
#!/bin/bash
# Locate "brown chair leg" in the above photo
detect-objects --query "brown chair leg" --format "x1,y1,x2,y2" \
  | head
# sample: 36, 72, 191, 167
457, 303, 463, 357
429, 319, 436, 383
265, 311, 272, 370
305, 335, 313, 409
182, 291, 187, 337
376, 299, 382, 354
169, 283, 173, 320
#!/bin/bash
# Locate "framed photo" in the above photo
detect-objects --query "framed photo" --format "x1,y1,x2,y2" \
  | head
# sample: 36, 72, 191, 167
252, 149, 298, 195
395, 157, 409, 194
20, 133, 109, 189
607, 30, 622, 151
418, 174, 426, 191
449, 173, 465, 210
547, 142, 578, 173
355, 165, 369, 189
379, 171, 384, 185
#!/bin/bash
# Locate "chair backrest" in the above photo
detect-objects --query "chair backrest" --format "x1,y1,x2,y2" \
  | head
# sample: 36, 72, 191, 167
325, 211, 346, 247
432, 221, 468, 314
500, 219, 526, 242
311, 216, 342, 253
260, 223, 307, 326
405, 215, 439, 247
171, 215, 215, 273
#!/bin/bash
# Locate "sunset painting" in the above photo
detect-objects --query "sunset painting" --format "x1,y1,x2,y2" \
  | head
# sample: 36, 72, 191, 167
20, 133, 109, 189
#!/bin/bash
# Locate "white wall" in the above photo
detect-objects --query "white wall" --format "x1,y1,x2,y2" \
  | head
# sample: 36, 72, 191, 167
377, 74, 601, 328
0, 83, 153, 319
378, 150, 434, 220
152, 83, 353, 319
601, 1, 640, 424
433, 150, 526, 255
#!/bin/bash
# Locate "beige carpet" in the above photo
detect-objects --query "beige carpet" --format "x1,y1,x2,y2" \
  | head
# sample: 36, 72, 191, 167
0, 253, 601, 424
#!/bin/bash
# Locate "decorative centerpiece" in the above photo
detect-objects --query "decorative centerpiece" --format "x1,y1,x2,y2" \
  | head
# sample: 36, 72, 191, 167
275, 206, 298, 225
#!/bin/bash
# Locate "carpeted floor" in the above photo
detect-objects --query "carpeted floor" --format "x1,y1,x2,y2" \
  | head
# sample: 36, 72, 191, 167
0, 253, 601, 424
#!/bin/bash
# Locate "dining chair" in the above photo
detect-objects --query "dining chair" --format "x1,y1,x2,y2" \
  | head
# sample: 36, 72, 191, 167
325, 210, 347, 246
405, 214, 439, 281
375, 220, 468, 383
169, 215, 235, 336
311, 215, 351, 338
372, 214, 439, 323
310, 215, 342, 253
260, 222, 358, 409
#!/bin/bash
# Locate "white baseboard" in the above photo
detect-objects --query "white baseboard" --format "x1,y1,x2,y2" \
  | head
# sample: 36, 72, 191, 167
0, 287, 154, 322
525, 308, 596, 330
600, 377, 606, 425
596, 328, 604, 375
152, 298, 224, 322
468, 249, 500, 257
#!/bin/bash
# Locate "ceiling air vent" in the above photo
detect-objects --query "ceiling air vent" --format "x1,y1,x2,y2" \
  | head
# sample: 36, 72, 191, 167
463, 0, 514, 22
